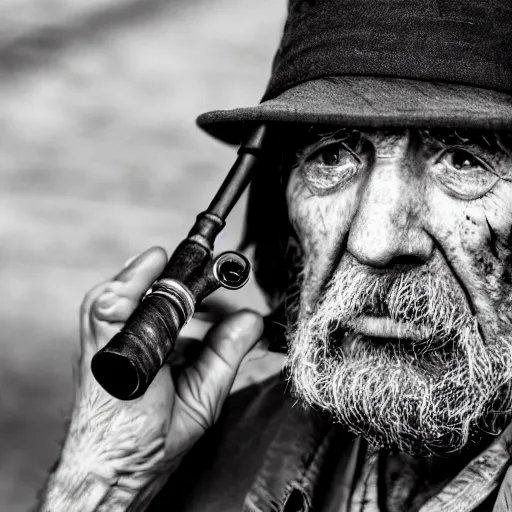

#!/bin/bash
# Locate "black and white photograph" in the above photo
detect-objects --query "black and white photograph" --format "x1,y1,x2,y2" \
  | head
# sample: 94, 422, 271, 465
2, 0, 512, 511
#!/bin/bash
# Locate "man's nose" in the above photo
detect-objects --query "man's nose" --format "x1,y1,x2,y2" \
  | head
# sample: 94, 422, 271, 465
347, 156, 433, 269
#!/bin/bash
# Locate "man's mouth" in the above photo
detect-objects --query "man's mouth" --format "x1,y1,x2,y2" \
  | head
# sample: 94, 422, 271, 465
331, 316, 437, 359
352, 315, 431, 342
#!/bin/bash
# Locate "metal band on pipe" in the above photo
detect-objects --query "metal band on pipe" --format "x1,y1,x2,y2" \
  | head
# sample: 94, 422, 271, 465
146, 279, 196, 325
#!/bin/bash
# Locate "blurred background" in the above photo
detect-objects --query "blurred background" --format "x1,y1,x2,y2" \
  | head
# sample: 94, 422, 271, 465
0, 0, 286, 509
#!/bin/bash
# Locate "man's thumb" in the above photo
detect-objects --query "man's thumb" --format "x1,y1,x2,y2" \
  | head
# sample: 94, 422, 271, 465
175, 310, 264, 427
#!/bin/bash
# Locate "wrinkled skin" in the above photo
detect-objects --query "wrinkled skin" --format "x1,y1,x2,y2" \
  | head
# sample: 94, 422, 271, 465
39, 248, 264, 511
285, 128, 512, 456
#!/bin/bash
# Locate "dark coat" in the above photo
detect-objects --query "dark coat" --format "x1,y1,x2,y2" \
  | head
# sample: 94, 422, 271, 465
148, 374, 512, 512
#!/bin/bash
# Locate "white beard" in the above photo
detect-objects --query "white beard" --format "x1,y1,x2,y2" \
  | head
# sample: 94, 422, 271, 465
286, 256, 512, 456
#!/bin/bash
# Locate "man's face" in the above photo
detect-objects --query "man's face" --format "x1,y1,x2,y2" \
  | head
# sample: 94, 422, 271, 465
284, 127, 512, 456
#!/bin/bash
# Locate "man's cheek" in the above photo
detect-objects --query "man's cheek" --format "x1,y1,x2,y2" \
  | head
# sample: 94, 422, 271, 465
479, 195, 512, 327
438, 198, 512, 333
287, 173, 327, 254
425, 191, 498, 326
459, 200, 512, 292
291, 203, 335, 314
459, 209, 499, 273
292, 207, 354, 313
481, 194, 512, 286
286, 176, 329, 312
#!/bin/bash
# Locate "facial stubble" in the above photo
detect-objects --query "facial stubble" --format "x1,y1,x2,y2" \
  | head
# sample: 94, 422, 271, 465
286, 256, 512, 457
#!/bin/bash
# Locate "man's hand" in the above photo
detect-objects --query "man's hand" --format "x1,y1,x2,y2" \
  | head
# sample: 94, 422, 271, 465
40, 247, 263, 512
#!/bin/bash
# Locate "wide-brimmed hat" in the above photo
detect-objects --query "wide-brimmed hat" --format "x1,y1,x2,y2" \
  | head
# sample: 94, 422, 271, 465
197, 0, 512, 145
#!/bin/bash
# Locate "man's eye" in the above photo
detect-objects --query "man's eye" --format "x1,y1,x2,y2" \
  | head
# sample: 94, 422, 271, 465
449, 149, 481, 170
300, 142, 362, 195
319, 146, 349, 166
434, 148, 499, 200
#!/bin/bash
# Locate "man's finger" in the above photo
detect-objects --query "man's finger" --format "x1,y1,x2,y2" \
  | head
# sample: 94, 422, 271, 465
111, 246, 168, 298
91, 247, 167, 318
93, 295, 141, 323
202, 310, 264, 371
174, 310, 264, 430
81, 247, 168, 350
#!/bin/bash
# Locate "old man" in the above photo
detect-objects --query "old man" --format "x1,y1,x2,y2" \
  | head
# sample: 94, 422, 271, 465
39, 0, 512, 510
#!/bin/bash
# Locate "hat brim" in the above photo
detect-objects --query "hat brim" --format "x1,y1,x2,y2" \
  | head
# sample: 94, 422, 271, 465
197, 76, 512, 145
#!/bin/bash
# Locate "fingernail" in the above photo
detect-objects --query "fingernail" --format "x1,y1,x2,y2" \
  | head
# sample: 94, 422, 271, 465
123, 254, 138, 269
97, 291, 117, 310
124, 250, 145, 269
116, 250, 147, 282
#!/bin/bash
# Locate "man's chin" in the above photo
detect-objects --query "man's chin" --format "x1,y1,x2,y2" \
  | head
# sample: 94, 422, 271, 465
288, 332, 511, 458
285, 253, 512, 457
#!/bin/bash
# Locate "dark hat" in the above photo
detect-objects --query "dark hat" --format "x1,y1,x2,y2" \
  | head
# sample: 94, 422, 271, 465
197, 0, 512, 144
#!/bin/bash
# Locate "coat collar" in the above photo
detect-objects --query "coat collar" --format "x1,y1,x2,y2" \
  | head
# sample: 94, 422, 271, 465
244, 400, 512, 512
243, 401, 365, 512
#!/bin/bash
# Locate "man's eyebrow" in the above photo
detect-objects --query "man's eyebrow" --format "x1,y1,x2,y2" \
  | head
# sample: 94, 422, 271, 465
423, 128, 512, 152
497, 132, 512, 155
287, 127, 512, 160
421, 129, 512, 181
288, 126, 360, 151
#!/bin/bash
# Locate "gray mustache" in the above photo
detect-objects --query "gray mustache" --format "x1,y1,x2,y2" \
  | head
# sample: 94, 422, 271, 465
322, 267, 474, 342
